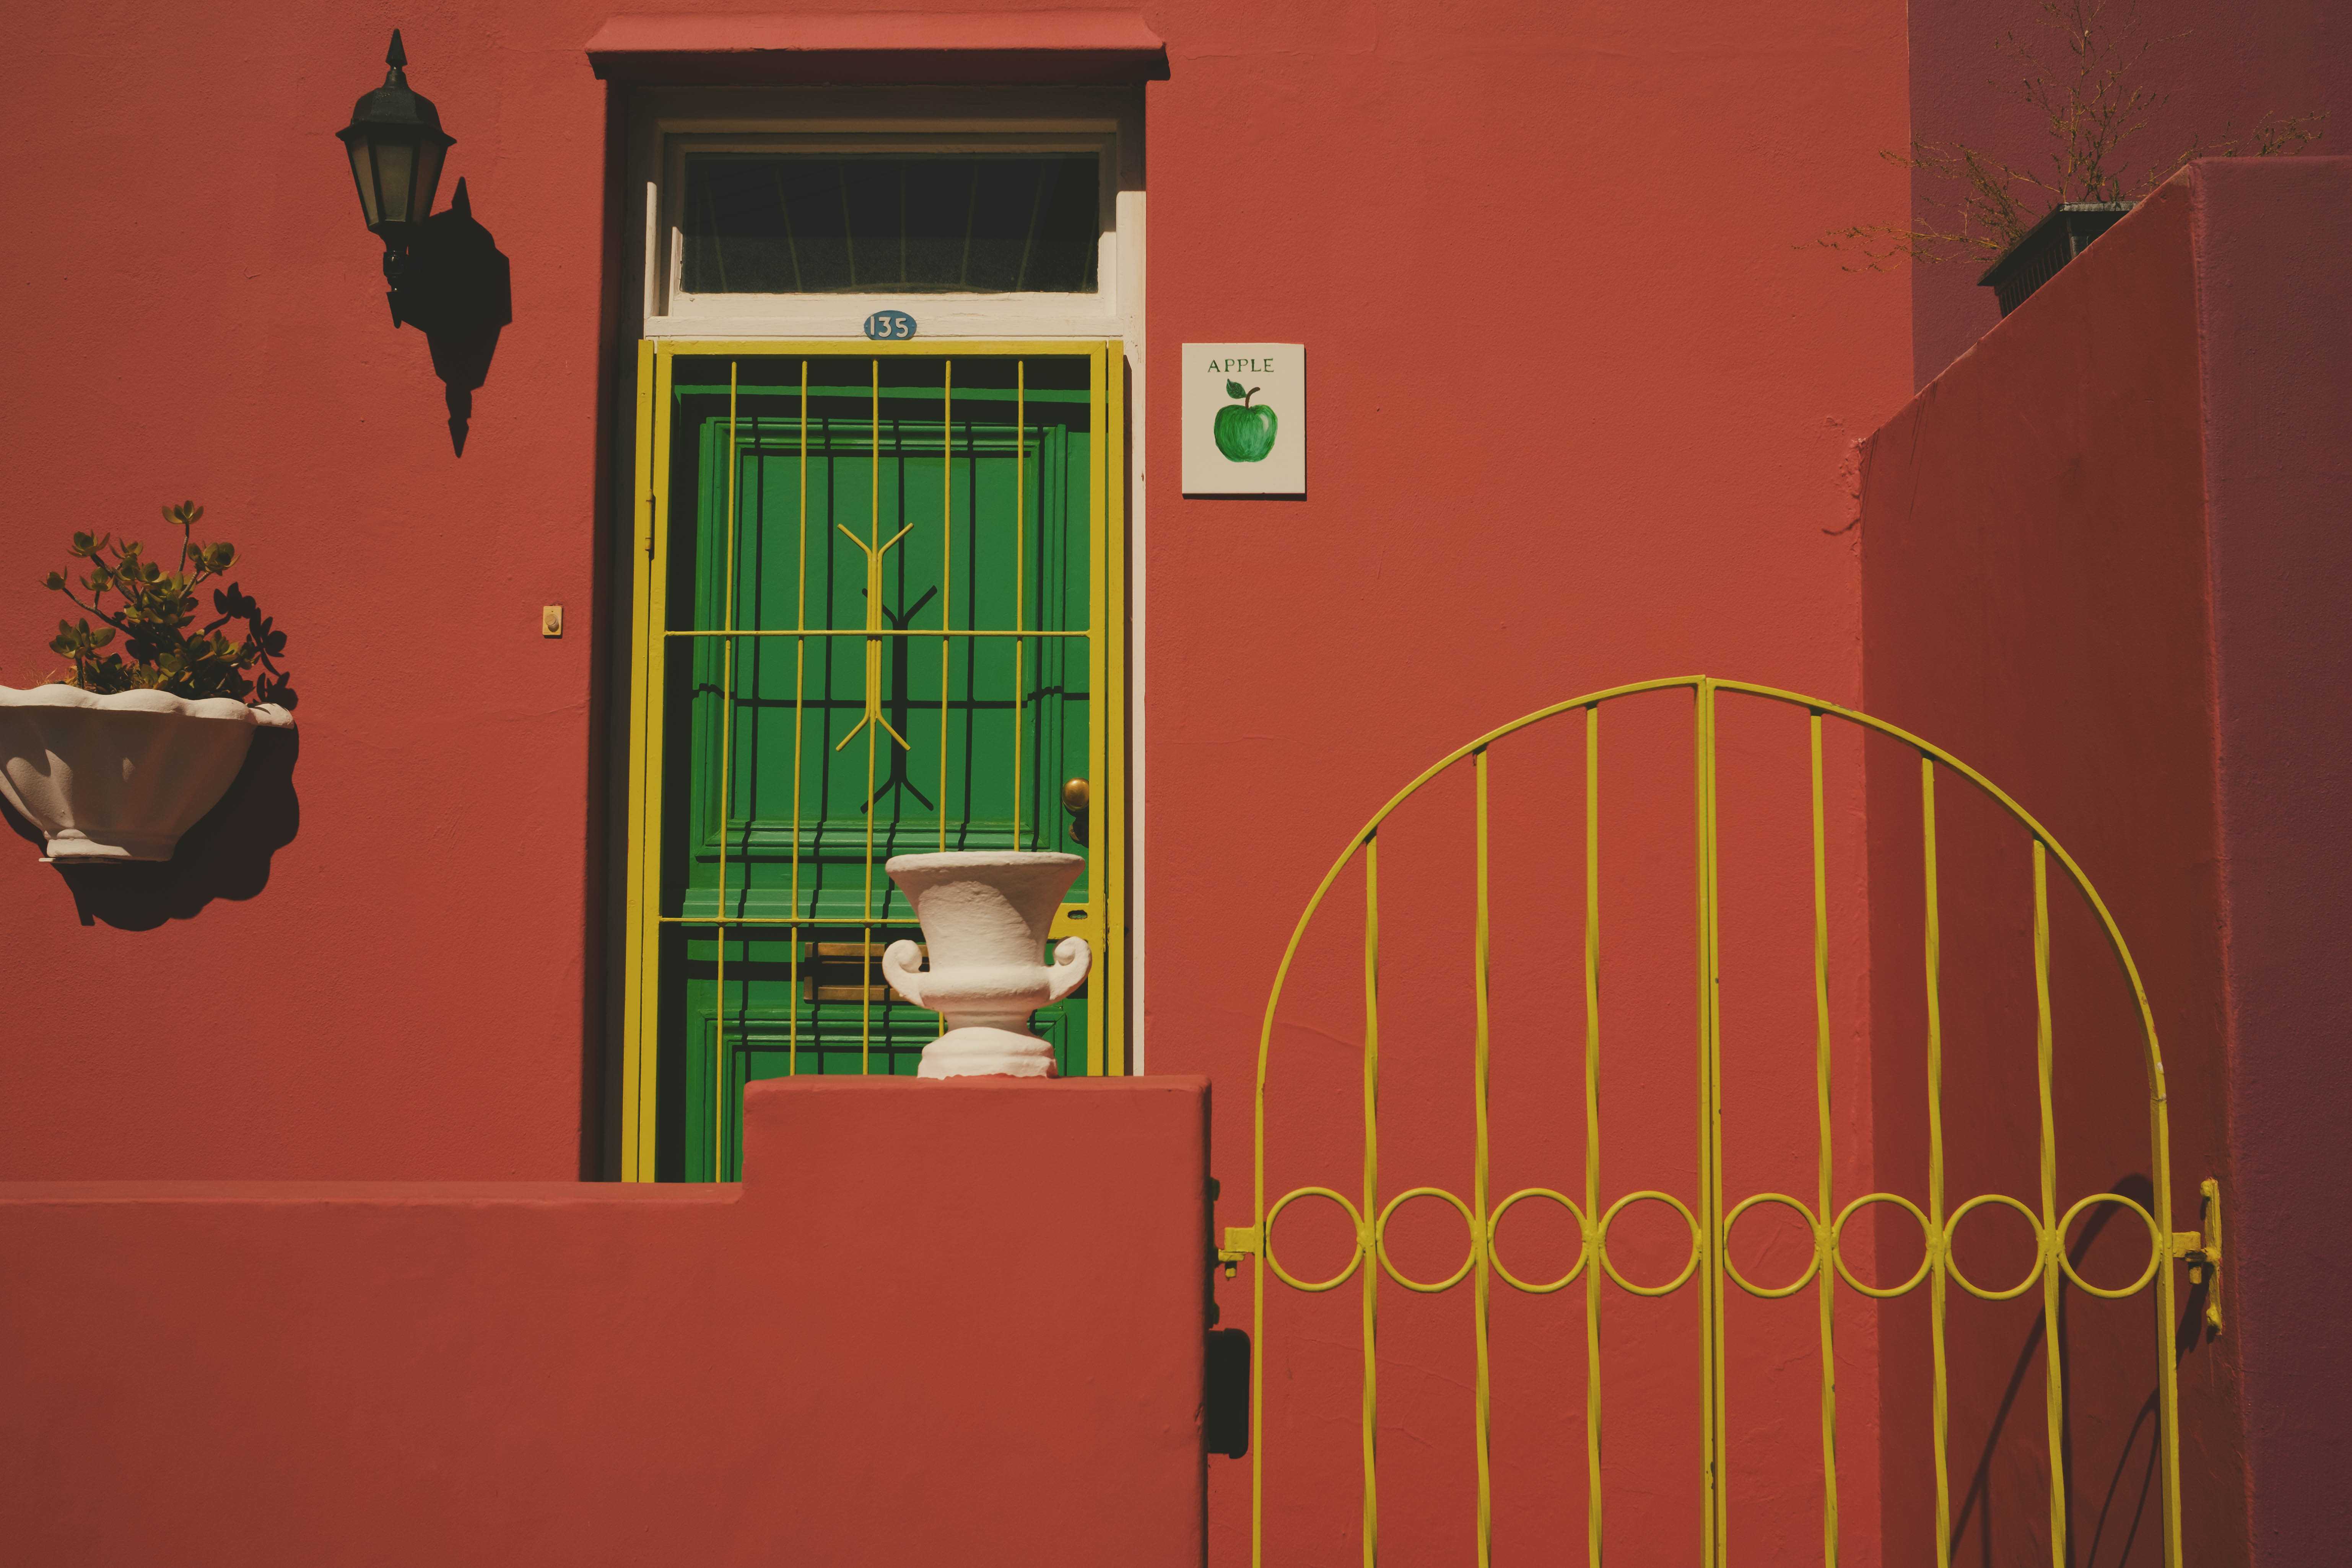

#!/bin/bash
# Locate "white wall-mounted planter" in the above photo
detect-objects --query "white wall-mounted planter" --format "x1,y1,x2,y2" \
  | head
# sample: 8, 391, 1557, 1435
880, 851, 1091, 1079
0, 685, 294, 864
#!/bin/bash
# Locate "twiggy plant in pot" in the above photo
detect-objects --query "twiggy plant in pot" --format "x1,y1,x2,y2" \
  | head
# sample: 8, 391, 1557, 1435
1820, 0, 2324, 313
0, 503, 295, 864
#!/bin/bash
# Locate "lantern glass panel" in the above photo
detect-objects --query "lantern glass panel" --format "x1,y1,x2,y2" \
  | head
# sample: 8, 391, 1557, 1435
373, 139, 417, 228
345, 140, 381, 229
412, 137, 448, 224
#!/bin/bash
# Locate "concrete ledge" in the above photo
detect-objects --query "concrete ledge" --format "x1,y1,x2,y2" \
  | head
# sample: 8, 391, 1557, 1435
0, 1076, 1209, 1568
585, 10, 1170, 85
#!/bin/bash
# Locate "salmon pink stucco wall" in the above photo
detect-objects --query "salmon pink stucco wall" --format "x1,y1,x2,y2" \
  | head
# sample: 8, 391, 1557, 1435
0, 1077, 1211, 1568
1138, 8, 1911, 1563
0, 11, 1913, 1202
0, 6, 625, 1181
1861, 176, 2226, 1568
0, 5, 1913, 1563
1860, 159, 2352, 1566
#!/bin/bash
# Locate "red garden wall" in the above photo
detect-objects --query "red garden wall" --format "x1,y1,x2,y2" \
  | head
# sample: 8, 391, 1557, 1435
2180, 156, 2352, 1568
2, 0, 2329, 1556
0, 3, 1908, 1173
0, 8, 1912, 1561
0, 1076, 1210, 1567
1861, 157, 2352, 1568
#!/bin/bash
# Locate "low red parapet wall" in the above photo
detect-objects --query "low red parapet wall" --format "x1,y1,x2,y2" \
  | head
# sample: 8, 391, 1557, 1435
0, 1077, 1209, 1567
1861, 158, 2352, 1567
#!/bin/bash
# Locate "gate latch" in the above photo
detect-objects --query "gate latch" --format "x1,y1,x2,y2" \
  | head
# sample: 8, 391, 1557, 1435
1218, 1225, 1259, 1279
2168, 1178, 2224, 1335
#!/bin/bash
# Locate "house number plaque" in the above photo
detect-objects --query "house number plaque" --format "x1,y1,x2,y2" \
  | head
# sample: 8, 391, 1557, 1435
862, 310, 918, 341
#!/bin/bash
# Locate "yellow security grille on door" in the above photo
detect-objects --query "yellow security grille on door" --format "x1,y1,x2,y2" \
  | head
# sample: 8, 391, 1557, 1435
1223, 677, 2218, 1568
620, 342, 1127, 1183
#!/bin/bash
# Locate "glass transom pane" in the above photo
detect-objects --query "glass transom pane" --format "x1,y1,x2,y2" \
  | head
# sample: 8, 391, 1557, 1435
681, 154, 1101, 295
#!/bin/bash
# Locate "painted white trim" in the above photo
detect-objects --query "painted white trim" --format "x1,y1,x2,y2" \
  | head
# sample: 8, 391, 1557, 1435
1116, 186, 1145, 1074
643, 304, 1116, 340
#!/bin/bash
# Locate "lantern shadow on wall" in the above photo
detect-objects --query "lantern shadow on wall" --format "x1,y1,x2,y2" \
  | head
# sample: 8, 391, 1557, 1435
337, 31, 511, 455
407, 179, 511, 456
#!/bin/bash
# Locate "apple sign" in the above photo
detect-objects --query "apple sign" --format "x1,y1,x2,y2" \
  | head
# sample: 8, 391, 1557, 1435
1213, 381, 1278, 462
1184, 344, 1305, 494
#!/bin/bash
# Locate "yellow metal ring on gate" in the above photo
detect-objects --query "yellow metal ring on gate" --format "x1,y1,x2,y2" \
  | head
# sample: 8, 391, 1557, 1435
1264, 1186, 1368, 1293
1721, 1192, 1825, 1299
1830, 1191, 1937, 1298
2054, 1192, 2166, 1298
1375, 1186, 1481, 1293
1596, 1189, 1703, 1297
1487, 1187, 1590, 1294
1942, 1193, 2048, 1301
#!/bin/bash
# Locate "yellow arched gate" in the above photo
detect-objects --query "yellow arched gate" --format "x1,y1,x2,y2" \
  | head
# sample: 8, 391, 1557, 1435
1218, 678, 2222, 1567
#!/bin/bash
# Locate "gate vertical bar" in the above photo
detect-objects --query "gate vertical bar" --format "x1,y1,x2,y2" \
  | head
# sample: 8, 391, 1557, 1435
1584, 704, 1605, 1568
862, 359, 879, 1074
1362, 832, 1381, 1568
1472, 747, 1495, 1568
636, 345, 678, 1174
934, 360, 953, 1044
714, 361, 739, 1176
1082, 342, 1109, 1074
621, 339, 659, 1179
1694, 680, 1728, 1566
1012, 360, 1026, 852
788, 360, 808, 1075
1810, 711, 1838, 1568
1694, 684, 1711, 1567
2154, 1078, 2184, 1568
2032, 843, 2067, 1567
1922, 756, 1951, 1567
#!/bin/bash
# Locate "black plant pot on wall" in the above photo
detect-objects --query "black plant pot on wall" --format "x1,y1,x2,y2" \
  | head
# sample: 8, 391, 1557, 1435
1980, 201, 2137, 315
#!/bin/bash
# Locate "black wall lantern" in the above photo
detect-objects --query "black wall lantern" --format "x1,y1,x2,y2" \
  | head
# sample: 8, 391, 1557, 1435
337, 30, 455, 327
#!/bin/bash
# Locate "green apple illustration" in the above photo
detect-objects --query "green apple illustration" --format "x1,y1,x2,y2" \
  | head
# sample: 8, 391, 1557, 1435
1212, 379, 1278, 462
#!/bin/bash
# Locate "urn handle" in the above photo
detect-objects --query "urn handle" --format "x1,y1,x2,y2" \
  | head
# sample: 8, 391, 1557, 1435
880, 939, 927, 1008
1045, 935, 1092, 1003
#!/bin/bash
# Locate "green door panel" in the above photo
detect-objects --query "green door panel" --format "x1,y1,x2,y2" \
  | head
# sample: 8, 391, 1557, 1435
656, 354, 1095, 1179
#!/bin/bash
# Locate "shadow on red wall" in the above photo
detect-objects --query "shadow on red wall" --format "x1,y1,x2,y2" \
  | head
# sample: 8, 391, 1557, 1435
1, 725, 299, 929
404, 178, 513, 457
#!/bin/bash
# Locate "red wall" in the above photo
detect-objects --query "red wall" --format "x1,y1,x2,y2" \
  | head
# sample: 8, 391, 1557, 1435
0, 1076, 1209, 1566
1860, 159, 2352, 1567
0, 3, 1918, 1563
1134, 7, 1908, 1566
0, 7, 620, 1180
2191, 156, 2352, 1568
1862, 176, 2227, 1568
0, 4, 1910, 1165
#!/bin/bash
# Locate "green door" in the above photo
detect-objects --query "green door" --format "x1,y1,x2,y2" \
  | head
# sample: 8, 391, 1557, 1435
638, 349, 1114, 1180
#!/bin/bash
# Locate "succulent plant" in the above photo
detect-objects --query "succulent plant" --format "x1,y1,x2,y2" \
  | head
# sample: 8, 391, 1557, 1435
37, 502, 293, 706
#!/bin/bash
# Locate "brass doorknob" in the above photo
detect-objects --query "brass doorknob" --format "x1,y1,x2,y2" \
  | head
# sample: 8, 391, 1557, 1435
1061, 778, 1090, 813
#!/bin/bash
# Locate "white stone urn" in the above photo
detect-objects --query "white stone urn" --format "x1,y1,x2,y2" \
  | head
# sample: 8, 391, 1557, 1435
880, 851, 1092, 1079
0, 685, 294, 864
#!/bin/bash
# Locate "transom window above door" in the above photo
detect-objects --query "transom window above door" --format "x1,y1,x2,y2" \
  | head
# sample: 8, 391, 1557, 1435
632, 92, 1139, 339
681, 153, 1101, 294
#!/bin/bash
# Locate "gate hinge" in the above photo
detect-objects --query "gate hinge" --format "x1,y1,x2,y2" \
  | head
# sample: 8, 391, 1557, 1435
2168, 1178, 2224, 1335
1217, 1224, 1260, 1278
